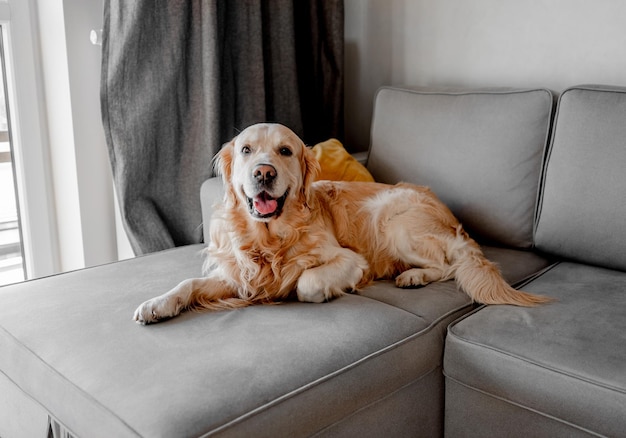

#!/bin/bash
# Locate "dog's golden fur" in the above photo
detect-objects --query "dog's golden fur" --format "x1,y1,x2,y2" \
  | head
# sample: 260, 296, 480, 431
134, 123, 549, 324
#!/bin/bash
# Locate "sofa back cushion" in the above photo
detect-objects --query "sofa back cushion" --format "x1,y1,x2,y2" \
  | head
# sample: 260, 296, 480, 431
368, 87, 553, 248
535, 85, 626, 271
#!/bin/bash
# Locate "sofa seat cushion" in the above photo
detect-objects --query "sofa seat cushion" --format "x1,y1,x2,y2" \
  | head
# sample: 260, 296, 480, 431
359, 246, 554, 318
444, 262, 626, 437
0, 243, 553, 437
368, 87, 553, 248
535, 85, 626, 271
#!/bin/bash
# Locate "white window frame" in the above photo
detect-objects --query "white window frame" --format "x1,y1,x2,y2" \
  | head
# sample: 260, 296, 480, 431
1, 0, 59, 278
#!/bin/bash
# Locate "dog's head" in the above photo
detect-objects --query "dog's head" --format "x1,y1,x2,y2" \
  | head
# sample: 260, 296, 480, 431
214, 123, 320, 222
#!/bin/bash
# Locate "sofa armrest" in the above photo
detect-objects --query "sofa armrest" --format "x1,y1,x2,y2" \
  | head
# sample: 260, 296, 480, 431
200, 177, 225, 243
352, 151, 368, 165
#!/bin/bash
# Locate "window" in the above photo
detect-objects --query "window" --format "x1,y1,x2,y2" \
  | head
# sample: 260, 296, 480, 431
0, 31, 24, 284
0, 0, 59, 284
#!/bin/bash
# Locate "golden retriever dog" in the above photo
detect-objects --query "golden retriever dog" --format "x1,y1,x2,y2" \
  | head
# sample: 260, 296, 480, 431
134, 123, 549, 324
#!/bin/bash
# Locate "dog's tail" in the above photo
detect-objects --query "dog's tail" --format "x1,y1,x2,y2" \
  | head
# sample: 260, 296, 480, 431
451, 231, 551, 306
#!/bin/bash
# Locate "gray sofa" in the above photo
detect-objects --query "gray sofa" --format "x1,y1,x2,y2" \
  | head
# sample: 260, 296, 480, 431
0, 85, 624, 437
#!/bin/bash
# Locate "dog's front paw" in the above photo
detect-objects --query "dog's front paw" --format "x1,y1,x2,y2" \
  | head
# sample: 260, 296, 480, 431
133, 295, 183, 325
296, 266, 361, 303
296, 270, 327, 303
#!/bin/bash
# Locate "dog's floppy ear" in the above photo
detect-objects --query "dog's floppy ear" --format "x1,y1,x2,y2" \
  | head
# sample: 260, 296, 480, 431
300, 145, 321, 205
212, 139, 237, 204
213, 140, 234, 181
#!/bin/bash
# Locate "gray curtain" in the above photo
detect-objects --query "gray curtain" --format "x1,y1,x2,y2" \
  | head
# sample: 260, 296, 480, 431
101, 0, 344, 255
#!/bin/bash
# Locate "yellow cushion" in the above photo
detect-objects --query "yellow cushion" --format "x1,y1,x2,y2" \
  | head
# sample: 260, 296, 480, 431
311, 139, 374, 182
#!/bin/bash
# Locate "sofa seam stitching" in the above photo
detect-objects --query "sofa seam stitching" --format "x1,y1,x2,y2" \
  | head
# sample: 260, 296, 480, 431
201, 304, 471, 436
0, 325, 143, 437
445, 332, 626, 395
445, 375, 610, 438
310, 365, 443, 437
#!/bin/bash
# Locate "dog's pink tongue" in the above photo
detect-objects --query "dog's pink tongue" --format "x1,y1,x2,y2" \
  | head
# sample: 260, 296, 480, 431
254, 193, 278, 215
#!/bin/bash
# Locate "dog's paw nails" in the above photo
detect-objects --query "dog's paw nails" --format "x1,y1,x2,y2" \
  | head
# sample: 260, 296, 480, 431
395, 274, 412, 288
133, 297, 178, 325
296, 287, 326, 303
395, 269, 429, 288
296, 271, 328, 303
133, 302, 155, 325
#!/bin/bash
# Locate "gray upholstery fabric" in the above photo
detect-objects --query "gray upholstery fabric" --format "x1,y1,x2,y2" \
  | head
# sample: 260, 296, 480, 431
0, 246, 454, 437
535, 85, 626, 271
101, 0, 344, 255
368, 87, 553, 248
444, 379, 600, 438
444, 262, 626, 437
200, 177, 224, 243
0, 243, 552, 437
316, 368, 444, 437
0, 372, 49, 438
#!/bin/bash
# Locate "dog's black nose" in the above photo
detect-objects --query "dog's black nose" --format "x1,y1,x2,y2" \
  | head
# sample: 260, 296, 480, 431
254, 164, 277, 185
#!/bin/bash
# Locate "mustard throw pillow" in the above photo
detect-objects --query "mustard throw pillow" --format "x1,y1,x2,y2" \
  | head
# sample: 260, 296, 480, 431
311, 139, 374, 182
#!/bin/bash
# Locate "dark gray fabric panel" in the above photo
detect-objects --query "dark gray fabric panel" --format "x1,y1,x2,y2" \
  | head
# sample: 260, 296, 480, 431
101, 1, 344, 255
101, 1, 217, 254
368, 87, 553, 248
216, 0, 345, 145
535, 85, 626, 271
445, 262, 626, 437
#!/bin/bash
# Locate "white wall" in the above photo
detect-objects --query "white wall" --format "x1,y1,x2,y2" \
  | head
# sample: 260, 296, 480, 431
24, 0, 626, 273
3, 0, 60, 278
345, 0, 626, 151
36, 0, 120, 272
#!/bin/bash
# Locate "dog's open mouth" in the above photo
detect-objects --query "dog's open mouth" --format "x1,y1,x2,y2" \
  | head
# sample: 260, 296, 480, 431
247, 189, 289, 219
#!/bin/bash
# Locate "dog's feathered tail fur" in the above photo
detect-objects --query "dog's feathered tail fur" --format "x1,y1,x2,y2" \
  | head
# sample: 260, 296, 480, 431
451, 232, 551, 306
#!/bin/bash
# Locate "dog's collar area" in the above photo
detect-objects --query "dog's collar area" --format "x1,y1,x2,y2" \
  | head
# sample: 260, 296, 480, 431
246, 189, 289, 220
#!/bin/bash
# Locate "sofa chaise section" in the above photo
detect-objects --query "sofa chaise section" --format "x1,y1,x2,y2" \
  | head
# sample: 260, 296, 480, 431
0, 243, 474, 438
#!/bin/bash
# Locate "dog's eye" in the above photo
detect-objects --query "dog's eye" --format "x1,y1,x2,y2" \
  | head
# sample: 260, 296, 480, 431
279, 147, 293, 157
241, 145, 252, 155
